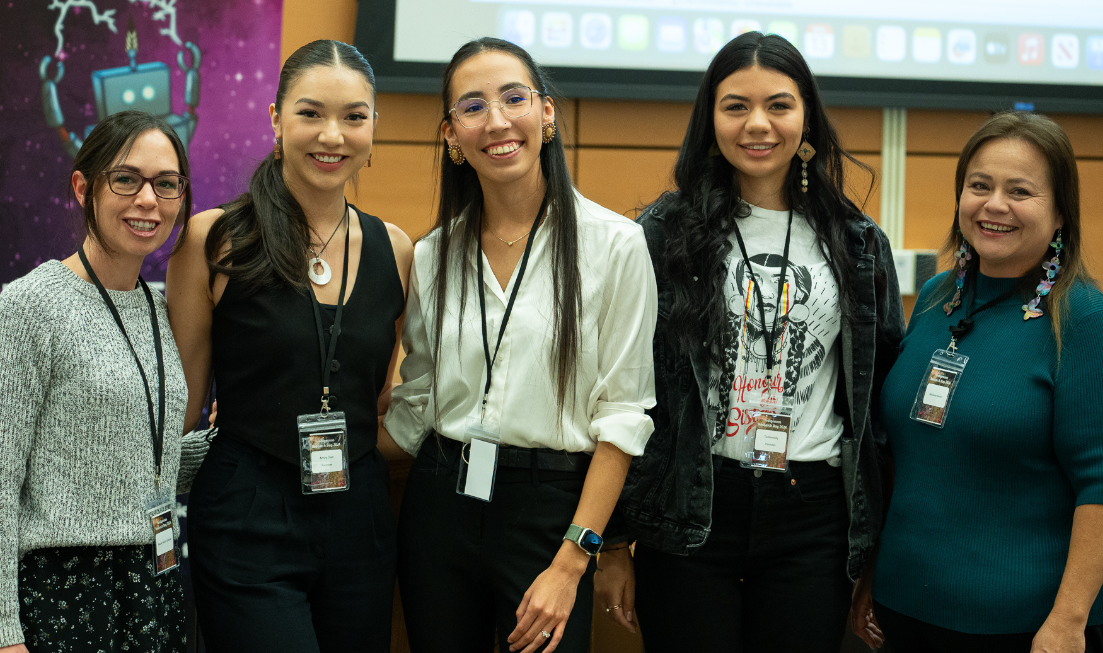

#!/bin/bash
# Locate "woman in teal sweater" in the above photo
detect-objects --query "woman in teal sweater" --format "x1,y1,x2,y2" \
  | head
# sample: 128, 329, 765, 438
851, 112, 1103, 652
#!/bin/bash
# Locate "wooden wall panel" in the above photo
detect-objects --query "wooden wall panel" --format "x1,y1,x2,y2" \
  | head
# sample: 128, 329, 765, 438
829, 107, 882, 153
280, 0, 356, 60
346, 143, 438, 240
1077, 160, 1103, 276
375, 93, 441, 144
907, 110, 989, 155
1055, 115, 1103, 158
576, 149, 678, 217
846, 154, 881, 223
578, 100, 692, 147
903, 155, 956, 252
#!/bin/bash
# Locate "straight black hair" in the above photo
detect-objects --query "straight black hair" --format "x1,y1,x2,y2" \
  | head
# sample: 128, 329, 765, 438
660, 31, 873, 360
431, 37, 581, 416
205, 40, 376, 292
73, 110, 193, 256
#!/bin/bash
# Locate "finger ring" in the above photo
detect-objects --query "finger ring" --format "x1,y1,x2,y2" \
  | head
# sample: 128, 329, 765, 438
540, 630, 551, 639
607, 604, 622, 611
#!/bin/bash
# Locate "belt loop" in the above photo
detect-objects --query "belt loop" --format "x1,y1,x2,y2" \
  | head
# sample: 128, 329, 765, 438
531, 449, 540, 487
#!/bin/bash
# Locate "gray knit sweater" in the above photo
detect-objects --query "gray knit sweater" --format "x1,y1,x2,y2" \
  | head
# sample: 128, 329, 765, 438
0, 260, 208, 647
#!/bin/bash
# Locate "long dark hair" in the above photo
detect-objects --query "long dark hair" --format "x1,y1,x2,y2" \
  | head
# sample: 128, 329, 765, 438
205, 40, 376, 292
431, 37, 581, 414
936, 111, 1089, 352
660, 32, 871, 359
74, 110, 193, 256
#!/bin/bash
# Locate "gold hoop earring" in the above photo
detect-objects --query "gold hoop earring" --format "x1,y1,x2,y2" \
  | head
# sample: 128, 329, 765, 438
796, 140, 816, 193
542, 120, 556, 144
448, 143, 465, 165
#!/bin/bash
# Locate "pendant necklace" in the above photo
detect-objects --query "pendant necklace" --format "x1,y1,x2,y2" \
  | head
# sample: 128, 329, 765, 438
307, 200, 348, 285
488, 226, 533, 247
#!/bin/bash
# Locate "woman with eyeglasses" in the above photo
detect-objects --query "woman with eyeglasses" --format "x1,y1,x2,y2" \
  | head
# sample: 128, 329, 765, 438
166, 41, 412, 651
0, 110, 205, 652
382, 37, 657, 653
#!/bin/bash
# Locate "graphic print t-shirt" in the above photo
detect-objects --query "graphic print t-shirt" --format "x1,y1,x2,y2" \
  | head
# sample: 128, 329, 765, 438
709, 204, 845, 463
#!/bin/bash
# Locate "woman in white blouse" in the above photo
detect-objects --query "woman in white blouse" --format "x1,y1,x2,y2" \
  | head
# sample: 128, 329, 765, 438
381, 38, 657, 653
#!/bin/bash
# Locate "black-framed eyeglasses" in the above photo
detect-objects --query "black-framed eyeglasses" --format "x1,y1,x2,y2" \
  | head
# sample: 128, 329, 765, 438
100, 169, 189, 200
450, 86, 542, 128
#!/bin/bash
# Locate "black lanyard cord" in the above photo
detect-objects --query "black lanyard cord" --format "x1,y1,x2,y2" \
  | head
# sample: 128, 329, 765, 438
307, 200, 351, 413
476, 193, 550, 416
730, 209, 794, 379
948, 274, 1022, 346
77, 247, 166, 485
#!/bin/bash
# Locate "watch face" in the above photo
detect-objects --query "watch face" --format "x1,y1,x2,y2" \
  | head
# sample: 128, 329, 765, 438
580, 530, 603, 555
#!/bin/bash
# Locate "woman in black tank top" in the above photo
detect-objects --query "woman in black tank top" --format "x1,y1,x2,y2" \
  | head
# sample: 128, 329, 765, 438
165, 40, 413, 653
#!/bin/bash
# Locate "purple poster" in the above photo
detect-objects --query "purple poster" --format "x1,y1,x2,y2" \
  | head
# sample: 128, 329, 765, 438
0, 0, 284, 286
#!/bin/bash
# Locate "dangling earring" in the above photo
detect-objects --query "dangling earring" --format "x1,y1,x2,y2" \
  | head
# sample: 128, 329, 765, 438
448, 143, 465, 165
944, 238, 971, 315
708, 142, 721, 157
1023, 229, 1063, 320
366, 152, 372, 168
542, 120, 556, 144
273, 139, 281, 160
796, 140, 816, 193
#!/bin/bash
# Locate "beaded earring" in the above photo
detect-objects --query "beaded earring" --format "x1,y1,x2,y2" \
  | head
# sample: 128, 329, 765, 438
796, 140, 816, 193
1022, 230, 1063, 320
448, 143, 465, 165
542, 120, 556, 144
943, 238, 971, 315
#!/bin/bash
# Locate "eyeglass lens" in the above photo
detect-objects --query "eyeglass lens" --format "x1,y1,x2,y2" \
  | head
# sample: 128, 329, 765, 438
107, 171, 187, 199
454, 87, 534, 127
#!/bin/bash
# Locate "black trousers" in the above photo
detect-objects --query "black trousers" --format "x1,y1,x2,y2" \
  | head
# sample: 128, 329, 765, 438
634, 456, 852, 653
876, 601, 1103, 653
188, 436, 396, 653
397, 437, 596, 653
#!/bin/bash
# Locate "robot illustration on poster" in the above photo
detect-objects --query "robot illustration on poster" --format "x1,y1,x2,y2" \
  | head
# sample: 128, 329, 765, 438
38, 0, 201, 157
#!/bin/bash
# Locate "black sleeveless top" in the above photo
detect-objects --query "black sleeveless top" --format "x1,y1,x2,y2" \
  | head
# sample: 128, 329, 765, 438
211, 207, 403, 464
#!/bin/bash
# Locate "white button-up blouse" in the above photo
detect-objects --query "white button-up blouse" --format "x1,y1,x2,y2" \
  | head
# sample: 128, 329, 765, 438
384, 191, 658, 457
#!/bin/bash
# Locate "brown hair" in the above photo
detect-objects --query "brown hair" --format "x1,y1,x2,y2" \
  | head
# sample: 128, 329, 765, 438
938, 111, 1090, 352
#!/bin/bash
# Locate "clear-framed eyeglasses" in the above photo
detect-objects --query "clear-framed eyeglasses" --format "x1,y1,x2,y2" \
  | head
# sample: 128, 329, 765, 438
450, 86, 542, 128
100, 169, 189, 200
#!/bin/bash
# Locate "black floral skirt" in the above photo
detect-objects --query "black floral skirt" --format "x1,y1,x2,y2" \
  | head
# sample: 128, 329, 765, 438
18, 545, 185, 652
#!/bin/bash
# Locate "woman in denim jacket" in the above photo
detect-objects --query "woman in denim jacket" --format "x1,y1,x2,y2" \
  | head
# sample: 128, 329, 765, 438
595, 32, 906, 652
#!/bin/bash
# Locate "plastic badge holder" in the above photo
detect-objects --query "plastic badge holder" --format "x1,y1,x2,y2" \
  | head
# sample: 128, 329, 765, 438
456, 418, 501, 502
297, 411, 350, 493
910, 349, 969, 428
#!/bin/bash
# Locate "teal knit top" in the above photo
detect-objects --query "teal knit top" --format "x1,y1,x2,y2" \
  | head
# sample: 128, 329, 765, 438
873, 271, 1103, 634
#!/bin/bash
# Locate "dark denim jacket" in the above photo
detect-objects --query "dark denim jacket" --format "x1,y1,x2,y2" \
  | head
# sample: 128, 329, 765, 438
619, 195, 906, 580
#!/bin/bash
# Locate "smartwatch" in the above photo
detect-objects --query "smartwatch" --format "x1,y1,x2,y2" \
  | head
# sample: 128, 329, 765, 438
564, 523, 603, 556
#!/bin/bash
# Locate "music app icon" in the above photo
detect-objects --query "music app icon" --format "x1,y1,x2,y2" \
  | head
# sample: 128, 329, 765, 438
1018, 33, 1044, 65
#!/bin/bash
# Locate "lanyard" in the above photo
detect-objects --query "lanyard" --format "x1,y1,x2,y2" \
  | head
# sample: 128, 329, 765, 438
476, 193, 550, 419
946, 275, 1021, 354
307, 201, 350, 415
77, 247, 167, 491
730, 209, 794, 380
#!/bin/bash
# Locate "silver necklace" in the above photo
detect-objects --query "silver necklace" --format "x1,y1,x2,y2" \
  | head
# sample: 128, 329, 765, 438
307, 200, 348, 285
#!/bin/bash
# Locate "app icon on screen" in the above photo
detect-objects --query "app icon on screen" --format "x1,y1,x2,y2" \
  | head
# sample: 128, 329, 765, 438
731, 19, 762, 38
947, 29, 976, 64
1018, 33, 1044, 65
542, 12, 572, 48
1087, 36, 1103, 70
619, 16, 649, 51
804, 24, 835, 59
876, 26, 906, 62
694, 18, 725, 54
843, 25, 871, 59
657, 17, 688, 53
580, 13, 612, 50
984, 33, 1009, 63
1051, 34, 1079, 69
767, 21, 798, 44
913, 28, 942, 63
501, 10, 536, 47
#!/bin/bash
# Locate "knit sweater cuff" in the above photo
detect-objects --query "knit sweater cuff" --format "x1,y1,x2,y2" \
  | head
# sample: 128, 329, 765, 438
0, 616, 24, 648
176, 428, 215, 494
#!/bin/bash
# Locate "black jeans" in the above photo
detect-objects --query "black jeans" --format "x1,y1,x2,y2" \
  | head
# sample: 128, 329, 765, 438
188, 436, 396, 653
875, 601, 1103, 653
634, 456, 852, 653
397, 437, 596, 653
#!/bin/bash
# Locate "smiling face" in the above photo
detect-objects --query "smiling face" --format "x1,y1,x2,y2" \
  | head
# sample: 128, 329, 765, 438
441, 50, 554, 192
271, 64, 376, 195
958, 137, 1063, 278
73, 128, 183, 262
713, 65, 806, 208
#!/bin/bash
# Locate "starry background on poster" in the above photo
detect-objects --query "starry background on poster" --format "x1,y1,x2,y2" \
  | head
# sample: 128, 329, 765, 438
0, 0, 284, 286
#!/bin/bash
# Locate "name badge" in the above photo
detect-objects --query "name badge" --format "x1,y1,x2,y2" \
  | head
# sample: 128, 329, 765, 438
456, 417, 501, 502
297, 411, 350, 494
742, 404, 794, 472
144, 495, 178, 576
910, 349, 969, 428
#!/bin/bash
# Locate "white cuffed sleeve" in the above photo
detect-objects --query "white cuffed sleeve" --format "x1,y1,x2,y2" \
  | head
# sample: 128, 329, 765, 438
383, 245, 436, 456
